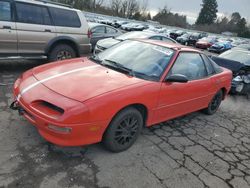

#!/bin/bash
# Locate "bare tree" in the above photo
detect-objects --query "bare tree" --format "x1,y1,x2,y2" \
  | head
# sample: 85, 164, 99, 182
126, 0, 139, 18
140, 0, 148, 15
110, 0, 122, 16
94, 0, 104, 8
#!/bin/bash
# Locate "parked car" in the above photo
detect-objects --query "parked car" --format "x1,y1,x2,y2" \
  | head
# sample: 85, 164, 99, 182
11, 40, 232, 152
89, 23, 122, 50
176, 33, 192, 45
170, 30, 187, 40
99, 19, 113, 25
208, 41, 232, 53
211, 49, 250, 97
187, 32, 208, 46
112, 21, 129, 28
196, 37, 218, 49
95, 31, 177, 54
0, 0, 91, 61
144, 26, 167, 34
121, 23, 145, 31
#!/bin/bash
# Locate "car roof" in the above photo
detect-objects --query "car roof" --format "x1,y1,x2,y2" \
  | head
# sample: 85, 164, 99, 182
136, 39, 201, 53
14, 0, 79, 11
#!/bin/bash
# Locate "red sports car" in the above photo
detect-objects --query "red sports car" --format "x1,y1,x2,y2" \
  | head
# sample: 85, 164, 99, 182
11, 40, 232, 152
196, 37, 218, 49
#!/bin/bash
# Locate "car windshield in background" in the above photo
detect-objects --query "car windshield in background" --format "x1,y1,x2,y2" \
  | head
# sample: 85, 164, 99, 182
219, 50, 250, 65
96, 40, 175, 81
116, 32, 151, 41
182, 34, 190, 38
192, 33, 200, 37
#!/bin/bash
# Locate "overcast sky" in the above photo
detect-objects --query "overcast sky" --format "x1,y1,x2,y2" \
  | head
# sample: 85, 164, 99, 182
139, 0, 250, 24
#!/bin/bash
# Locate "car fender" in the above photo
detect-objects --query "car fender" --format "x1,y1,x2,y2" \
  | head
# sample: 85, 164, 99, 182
45, 36, 80, 55
84, 82, 161, 127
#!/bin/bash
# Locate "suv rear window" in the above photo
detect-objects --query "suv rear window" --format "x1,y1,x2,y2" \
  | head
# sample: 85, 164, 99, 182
0, 1, 11, 21
49, 7, 81, 28
16, 2, 52, 25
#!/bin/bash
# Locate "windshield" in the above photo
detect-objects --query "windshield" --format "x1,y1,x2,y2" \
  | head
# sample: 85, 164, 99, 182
191, 33, 200, 37
95, 40, 175, 81
219, 50, 250, 65
116, 32, 151, 41
182, 34, 190, 38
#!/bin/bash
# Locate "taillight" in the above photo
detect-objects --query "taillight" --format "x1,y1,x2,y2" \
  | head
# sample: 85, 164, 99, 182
88, 29, 92, 38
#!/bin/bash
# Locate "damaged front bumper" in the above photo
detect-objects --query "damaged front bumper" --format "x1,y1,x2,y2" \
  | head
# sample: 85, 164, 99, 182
10, 100, 25, 115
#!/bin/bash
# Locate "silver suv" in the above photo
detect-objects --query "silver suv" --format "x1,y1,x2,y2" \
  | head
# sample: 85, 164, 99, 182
0, 0, 91, 62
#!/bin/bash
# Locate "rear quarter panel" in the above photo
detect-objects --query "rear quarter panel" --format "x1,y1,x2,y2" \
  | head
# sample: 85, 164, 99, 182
213, 68, 232, 98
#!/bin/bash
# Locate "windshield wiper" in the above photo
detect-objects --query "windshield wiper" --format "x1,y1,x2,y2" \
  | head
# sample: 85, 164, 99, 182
103, 59, 134, 76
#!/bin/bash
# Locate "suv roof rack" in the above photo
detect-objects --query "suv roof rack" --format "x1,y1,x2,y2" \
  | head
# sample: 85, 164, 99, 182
34, 0, 73, 8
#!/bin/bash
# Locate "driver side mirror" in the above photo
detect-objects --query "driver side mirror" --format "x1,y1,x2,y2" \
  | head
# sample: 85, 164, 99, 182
165, 74, 189, 83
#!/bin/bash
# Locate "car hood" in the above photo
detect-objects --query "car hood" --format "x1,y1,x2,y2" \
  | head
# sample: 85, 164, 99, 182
211, 56, 250, 73
32, 58, 144, 102
97, 38, 121, 49
197, 41, 209, 44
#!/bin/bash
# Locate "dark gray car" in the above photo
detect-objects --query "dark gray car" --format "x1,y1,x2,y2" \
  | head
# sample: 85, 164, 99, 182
89, 23, 122, 50
94, 31, 177, 54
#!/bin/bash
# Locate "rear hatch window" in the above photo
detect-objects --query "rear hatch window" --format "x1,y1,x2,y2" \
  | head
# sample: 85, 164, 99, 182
49, 7, 81, 28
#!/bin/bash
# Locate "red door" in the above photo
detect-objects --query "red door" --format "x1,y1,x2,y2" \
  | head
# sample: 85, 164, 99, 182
153, 52, 214, 123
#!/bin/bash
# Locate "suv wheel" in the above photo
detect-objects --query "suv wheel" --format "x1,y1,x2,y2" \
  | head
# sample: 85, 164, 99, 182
48, 44, 76, 62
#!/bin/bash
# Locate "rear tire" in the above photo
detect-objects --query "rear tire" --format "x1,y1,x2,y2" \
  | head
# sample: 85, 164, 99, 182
48, 44, 76, 62
103, 107, 143, 152
203, 90, 223, 115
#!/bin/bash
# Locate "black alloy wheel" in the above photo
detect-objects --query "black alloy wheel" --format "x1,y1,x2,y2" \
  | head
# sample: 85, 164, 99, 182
103, 107, 143, 152
203, 90, 223, 115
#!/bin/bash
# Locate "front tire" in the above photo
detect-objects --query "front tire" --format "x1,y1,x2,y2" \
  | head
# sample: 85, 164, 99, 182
48, 44, 76, 62
103, 107, 143, 152
203, 90, 223, 115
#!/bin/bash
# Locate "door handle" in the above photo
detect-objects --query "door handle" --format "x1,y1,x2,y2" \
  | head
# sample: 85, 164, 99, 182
3, 26, 11, 29
44, 29, 51, 32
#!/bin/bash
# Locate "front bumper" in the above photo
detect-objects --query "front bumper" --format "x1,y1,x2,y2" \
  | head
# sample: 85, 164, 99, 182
11, 75, 108, 147
11, 98, 108, 146
94, 45, 106, 54
208, 47, 225, 53
196, 43, 210, 49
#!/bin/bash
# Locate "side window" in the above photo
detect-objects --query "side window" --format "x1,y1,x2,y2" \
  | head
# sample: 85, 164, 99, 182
0, 1, 11, 21
49, 7, 81, 27
16, 3, 51, 25
162, 37, 175, 43
92, 26, 105, 35
201, 54, 215, 75
169, 52, 208, 80
106, 27, 117, 34
150, 36, 162, 40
